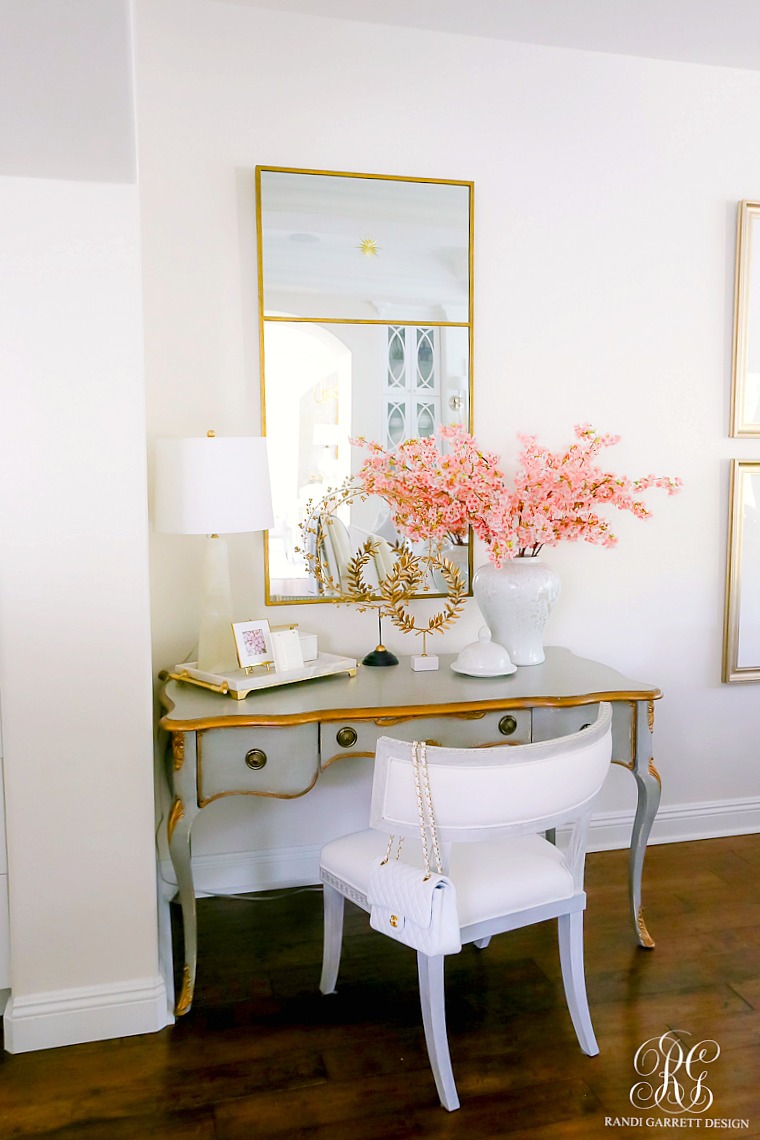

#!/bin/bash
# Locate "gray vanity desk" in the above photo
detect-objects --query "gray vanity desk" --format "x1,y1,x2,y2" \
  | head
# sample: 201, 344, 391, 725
158, 647, 662, 1016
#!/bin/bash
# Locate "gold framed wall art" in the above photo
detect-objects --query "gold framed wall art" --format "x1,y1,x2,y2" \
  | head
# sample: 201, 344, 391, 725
723, 460, 760, 682
730, 201, 760, 436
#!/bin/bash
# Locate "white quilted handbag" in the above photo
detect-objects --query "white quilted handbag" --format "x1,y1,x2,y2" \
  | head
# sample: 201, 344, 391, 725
367, 740, 461, 957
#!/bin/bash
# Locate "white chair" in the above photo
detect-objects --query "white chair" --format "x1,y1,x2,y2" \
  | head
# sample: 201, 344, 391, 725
321, 514, 353, 592
369, 533, 398, 585
323, 515, 400, 592
319, 703, 613, 1112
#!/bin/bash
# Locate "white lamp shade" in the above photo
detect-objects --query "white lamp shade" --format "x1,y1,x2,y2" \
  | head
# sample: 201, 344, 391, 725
153, 435, 274, 535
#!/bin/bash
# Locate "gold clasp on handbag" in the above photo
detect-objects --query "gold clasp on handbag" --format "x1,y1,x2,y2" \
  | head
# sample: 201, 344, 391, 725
390, 915, 399, 927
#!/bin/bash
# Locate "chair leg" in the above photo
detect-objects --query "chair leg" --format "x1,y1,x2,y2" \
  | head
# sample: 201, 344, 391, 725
557, 911, 599, 1056
319, 884, 345, 995
417, 953, 460, 1111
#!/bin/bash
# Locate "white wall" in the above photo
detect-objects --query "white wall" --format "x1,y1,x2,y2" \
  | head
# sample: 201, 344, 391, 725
137, 0, 760, 879
0, 0, 167, 1052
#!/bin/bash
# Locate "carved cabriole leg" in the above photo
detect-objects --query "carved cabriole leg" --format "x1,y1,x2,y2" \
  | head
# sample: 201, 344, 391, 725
172, 732, 185, 771
629, 699, 660, 949
167, 731, 201, 1015
168, 799, 197, 1015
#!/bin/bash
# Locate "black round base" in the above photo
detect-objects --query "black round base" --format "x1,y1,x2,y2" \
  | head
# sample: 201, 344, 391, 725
362, 645, 399, 667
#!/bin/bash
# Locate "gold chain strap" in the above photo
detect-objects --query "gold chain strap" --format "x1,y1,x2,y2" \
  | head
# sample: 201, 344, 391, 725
411, 740, 432, 878
417, 740, 444, 876
382, 833, 404, 863
380, 740, 442, 879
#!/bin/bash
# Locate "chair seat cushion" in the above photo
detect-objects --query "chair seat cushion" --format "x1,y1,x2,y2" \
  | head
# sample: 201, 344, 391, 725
320, 829, 575, 928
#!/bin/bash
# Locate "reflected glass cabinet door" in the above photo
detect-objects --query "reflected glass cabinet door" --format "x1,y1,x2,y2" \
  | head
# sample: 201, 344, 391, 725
384, 325, 440, 445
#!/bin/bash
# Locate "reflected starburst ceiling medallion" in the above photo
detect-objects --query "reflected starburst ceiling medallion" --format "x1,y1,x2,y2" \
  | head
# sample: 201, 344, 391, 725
358, 237, 379, 256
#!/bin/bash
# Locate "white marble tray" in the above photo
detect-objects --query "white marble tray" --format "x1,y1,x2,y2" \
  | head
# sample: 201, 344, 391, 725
168, 652, 357, 700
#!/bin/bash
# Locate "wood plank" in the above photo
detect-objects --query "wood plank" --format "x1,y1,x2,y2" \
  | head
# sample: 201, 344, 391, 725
0, 835, 758, 1137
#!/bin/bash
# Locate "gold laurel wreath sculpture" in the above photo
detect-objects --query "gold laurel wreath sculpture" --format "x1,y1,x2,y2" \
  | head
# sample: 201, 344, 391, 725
297, 482, 467, 662
379, 547, 466, 656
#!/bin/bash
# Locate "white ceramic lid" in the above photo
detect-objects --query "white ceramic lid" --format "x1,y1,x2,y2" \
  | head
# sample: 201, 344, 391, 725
451, 627, 515, 677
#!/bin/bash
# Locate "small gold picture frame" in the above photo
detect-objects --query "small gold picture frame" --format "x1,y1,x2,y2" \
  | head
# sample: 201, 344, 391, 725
232, 619, 273, 670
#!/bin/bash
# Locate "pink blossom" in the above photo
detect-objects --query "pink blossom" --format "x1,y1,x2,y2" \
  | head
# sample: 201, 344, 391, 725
352, 423, 682, 565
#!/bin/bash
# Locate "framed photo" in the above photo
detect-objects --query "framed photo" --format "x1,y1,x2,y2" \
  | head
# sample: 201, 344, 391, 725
232, 619, 273, 669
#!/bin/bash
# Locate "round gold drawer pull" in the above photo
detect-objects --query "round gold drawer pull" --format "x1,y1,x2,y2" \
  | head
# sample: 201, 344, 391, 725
498, 715, 518, 737
245, 748, 267, 770
336, 726, 358, 748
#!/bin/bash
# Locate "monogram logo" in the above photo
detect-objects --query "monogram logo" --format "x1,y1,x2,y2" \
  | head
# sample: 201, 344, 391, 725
629, 1031, 720, 1115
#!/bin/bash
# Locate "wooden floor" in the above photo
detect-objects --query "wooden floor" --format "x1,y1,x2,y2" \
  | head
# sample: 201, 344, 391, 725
1, 834, 759, 1138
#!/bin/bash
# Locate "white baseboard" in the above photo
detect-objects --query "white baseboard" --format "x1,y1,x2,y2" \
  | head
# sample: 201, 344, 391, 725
158, 842, 324, 897
158, 796, 760, 899
584, 794, 760, 852
3, 974, 170, 1054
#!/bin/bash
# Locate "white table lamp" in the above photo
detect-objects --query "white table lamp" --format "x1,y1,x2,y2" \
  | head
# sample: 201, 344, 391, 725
153, 432, 274, 673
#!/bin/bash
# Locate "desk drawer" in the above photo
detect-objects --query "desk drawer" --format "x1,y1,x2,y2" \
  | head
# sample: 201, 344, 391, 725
321, 710, 531, 769
197, 724, 319, 805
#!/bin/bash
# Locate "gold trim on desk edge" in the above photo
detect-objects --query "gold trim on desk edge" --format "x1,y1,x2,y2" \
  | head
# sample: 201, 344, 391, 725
647, 700, 655, 733
167, 798, 185, 844
321, 750, 376, 769
172, 734, 185, 772
175, 966, 193, 1017
636, 907, 656, 949
648, 758, 662, 787
197, 771, 320, 809
158, 689, 663, 733
372, 709, 488, 727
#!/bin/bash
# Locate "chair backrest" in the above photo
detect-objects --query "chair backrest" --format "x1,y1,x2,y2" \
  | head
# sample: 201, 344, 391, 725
370, 535, 397, 583
369, 702, 613, 846
322, 514, 353, 590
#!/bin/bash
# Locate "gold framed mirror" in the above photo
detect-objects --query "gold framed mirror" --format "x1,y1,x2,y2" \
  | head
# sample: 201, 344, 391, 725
730, 201, 760, 437
723, 460, 760, 682
256, 166, 474, 604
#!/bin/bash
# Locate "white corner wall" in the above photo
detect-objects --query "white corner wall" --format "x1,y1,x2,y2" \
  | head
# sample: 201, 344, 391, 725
0, 175, 167, 1051
136, 1, 760, 889
0, 0, 167, 1053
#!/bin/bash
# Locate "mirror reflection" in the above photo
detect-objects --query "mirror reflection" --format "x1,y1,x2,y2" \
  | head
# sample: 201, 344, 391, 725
258, 168, 471, 322
257, 167, 473, 603
723, 461, 760, 681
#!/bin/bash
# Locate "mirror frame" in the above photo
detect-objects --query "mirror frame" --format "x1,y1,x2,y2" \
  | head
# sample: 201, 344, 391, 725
730, 200, 760, 437
723, 459, 760, 682
255, 165, 475, 605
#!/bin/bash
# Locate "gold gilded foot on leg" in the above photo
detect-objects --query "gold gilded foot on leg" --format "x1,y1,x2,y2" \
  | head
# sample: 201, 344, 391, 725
175, 965, 194, 1016
636, 906, 656, 949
